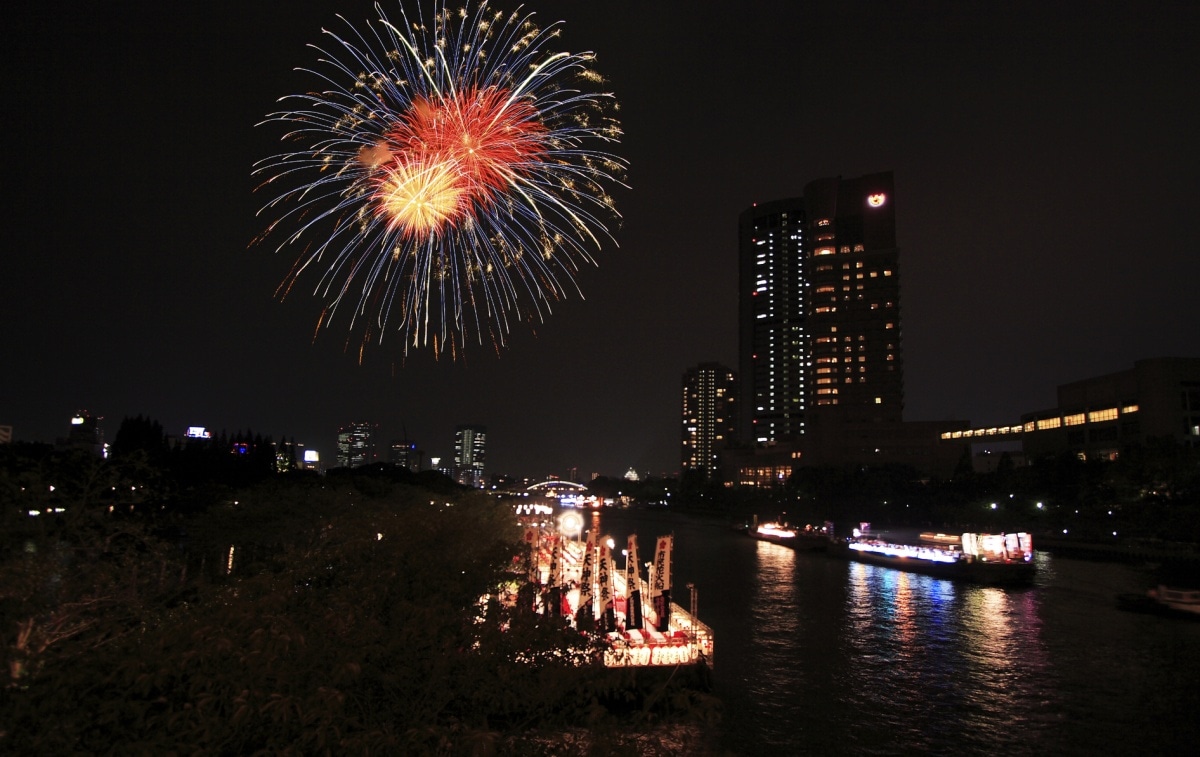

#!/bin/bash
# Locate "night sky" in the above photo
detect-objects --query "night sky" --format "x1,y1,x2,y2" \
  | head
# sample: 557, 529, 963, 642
4, 1, 1198, 479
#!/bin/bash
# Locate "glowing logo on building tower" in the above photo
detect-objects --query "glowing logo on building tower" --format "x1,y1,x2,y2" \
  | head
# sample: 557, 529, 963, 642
867, 193, 887, 207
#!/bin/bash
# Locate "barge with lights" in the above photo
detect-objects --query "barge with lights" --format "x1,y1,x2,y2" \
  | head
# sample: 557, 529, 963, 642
832, 526, 1037, 585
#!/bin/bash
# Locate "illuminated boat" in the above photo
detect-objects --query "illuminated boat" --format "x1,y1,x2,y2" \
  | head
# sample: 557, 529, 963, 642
1117, 585, 1200, 619
748, 518, 833, 551
518, 508, 714, 669
834, 527, 1037, 585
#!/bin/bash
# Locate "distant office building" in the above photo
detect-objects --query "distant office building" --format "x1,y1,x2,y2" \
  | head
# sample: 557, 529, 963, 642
454, 425, 486, 487
336, 422, 378, 468
738, 172, 903, 446
297, 445, 321, 472
430, 456, 453, 478
62, 411, 105, 456
0, 425, 12, 445
1019, 357, 1200, 460
390, 438, 422, 471
681, 362, 738, 478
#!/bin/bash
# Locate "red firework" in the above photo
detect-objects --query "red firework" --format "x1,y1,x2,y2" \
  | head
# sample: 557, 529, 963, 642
360, 87, 547, 240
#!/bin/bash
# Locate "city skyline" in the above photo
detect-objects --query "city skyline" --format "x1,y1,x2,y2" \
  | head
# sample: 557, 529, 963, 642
4, 1, 1199, 478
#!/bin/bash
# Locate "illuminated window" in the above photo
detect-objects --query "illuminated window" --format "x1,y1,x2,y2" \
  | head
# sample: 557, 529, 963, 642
815, 246, 836, 256
840, 246, 851, 253
853, 244, 865, 252
875, 397, 882, 404
817, 219, 831, 227
1064, 413, 1085, 426
1023, 421, 1035, 432
1121, 404, 1139, 414
1036, 418, 1061, 430
1088, 408, 1118, 423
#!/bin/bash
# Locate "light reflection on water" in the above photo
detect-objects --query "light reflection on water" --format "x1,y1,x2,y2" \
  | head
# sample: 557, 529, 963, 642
598, 512, 1200, 756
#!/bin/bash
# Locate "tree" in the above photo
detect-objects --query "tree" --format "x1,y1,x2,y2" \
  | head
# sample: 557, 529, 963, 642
2, 472, 716, 754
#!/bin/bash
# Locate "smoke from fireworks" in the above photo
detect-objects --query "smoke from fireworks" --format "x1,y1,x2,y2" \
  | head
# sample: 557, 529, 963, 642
254, 1, 626, 358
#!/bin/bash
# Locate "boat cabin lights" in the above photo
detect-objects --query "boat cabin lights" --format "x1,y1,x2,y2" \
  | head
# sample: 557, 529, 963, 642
848, 541, 960, 564
961, 532, 1034, 562
757, 522, 796, 538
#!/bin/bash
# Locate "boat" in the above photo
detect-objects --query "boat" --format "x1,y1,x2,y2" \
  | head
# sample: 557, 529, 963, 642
832, 525, 1037, 585
746, 516, 833, 551
1117, 585, 1200, 619
518, 507, 714, 669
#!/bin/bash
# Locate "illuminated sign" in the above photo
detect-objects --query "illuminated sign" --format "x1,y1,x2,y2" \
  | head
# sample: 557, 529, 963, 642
303, 449, 320, 463
185, 426, 211, 438
71, 416, 85, 425
867, 193, 886, 207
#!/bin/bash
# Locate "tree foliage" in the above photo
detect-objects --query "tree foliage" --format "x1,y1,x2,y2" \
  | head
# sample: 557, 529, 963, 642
2, 465, 716, 754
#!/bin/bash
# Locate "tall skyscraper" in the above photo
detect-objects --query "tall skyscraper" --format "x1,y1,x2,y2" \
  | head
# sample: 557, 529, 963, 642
454, 424, 487, 487
738, 197, 809, 444
804, 173, 904, 423
336, 422, 378, 468
681, 362, 738, 478
738, 171, 904, 445
390, 438, 422, 471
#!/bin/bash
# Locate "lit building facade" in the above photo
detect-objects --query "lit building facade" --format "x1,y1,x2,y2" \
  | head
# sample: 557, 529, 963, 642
1017, 357, 1200, 460
738, 172, 904, 444
390, 439, 422, 471
454, 425, 487, 487
803, 173, 904, 423
730, 172, 969, 481
681, 362, 738, 478
336, 422, 378, 469
63, 411, 105, 456
738, 197, 809, 445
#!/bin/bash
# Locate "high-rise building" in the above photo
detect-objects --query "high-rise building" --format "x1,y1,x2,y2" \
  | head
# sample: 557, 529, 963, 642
804, 173, 904, 423
738, 197, 809, 445
336, 422, 378, 468
738, 171, 903, 444
63, 411, 105, 456
390, 438, 422, 471
454, 425, 486, 487
681, 362, 738, 478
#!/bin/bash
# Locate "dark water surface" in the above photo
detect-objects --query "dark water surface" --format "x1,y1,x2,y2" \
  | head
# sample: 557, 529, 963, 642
600, 510, 1200, 756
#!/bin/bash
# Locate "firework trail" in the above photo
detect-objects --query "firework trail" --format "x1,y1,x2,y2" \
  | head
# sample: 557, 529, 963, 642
254, 1, 626, 358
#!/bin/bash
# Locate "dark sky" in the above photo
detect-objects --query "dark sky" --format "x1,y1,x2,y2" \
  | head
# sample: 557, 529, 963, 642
4, 1, 1198, 479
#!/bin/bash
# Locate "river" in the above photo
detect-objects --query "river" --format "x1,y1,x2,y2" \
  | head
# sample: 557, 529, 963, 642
598, 509, 1200, 756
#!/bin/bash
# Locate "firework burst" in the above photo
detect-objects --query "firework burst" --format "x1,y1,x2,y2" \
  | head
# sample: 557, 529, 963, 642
254, 1, 626, 357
